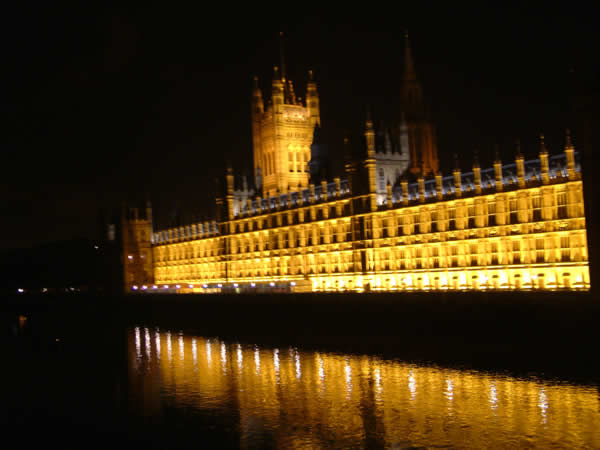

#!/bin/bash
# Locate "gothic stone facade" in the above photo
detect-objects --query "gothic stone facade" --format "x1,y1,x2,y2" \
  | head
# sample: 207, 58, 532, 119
126, 137, 588, 293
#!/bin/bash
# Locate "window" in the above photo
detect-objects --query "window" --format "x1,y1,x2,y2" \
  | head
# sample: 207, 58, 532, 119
533, 196, 542, 221
557, 192, 567, 218
510, 198, 518, 224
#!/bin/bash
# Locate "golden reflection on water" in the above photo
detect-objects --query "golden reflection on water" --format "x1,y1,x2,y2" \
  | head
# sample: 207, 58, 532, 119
128, 327, 600, 448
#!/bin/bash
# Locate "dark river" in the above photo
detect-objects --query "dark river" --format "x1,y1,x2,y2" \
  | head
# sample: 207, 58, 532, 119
4, 306, 599, 449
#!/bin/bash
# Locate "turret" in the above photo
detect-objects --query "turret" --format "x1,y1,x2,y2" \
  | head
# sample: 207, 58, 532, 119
539, 134, 549, 184
401, 178, 409, 206
386, 181, 393, 208
271, 66, 284, 110
226, 167, 235, 221
473, 151, 482, 194
494, 147, 503, 191
565, 129, 576, 179
435, 172, 443, 200
515, 139, 525, 188
364, 109, 377, 210
453, 155, 462, 198
418, 175, 425, 203
306, 70, 321, 128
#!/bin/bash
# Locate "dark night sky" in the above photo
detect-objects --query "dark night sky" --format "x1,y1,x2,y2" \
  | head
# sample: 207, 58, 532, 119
2, 4, 598, 248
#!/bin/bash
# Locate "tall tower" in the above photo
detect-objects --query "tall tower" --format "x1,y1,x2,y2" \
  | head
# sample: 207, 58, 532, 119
401, 32, 439, 177
251, 33, 321, 197
121, 202, 154, 292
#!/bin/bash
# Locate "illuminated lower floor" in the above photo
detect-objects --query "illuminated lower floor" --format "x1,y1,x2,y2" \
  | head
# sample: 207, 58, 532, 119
146, 262, 589, 293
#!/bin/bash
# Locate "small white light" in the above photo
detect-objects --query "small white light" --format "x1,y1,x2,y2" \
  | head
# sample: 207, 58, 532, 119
128, 255, 133, 260
290, 281, 296, 286
188, 284, 193, 288
203, 284, 207, 288
250, 282, 256, 287
132, 286, 138, 290
94, 245, 99, 250
17, 288, 24, 293
164, 285, 168, 289
152, 285, 158, 289
233, 283, 238, 287
142, 285, 147, 290
270, 282, 275, 287
217, 283, 222, 288
175, 284, 181, 289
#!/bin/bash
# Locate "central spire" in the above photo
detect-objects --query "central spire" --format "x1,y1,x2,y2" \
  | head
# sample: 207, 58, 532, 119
279, 31, 287, 82
403, 31, 417, 82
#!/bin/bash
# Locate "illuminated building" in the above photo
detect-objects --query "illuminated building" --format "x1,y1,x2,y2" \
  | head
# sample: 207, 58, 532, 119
122, 38, 589, 293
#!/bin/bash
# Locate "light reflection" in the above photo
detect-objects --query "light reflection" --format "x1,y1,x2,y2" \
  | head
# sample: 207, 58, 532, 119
154, 329, 161, 360
237, 344, 243, 371
490, 382, 498, 410
220, 342, 227, 371
274, 349, 280, 377
127, 329, 600, 449
408, 370, 416, 401
206, 339, 212, 366
134, 327, 141, 361
178, 334, 184, 361
254, 346, 260, 374
374, 367, 382, 394
445, 378, 454, 403
539, 388, 549, 424
318, 354, 324, 382
144, 327, 151, 361
344, 359, 352, 397
295, 350, 301, 380
192, 338, 197, 366
166, 332, 172, 364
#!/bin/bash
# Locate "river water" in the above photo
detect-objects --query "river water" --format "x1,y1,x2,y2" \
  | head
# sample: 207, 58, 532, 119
4, 311, 600, 448
126, 326, 599, 448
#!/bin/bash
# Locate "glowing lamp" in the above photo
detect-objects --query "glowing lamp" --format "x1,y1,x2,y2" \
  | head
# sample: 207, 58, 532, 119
153, 285, 158, 289
188, 284, 193, 288
163, 285, 168, 289
270, 282, 275, 287
290, 281, 296, 286
250, 282, 256, 287
142, 285, 147, 290
132, 285, 138, 290
233, 283, 238, 287
175, 284, 181, 289
17, 288, 24, 293
217, 283, 222, 288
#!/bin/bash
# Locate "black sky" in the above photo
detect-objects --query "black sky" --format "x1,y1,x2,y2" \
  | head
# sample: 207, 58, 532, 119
2, 4, 598, 248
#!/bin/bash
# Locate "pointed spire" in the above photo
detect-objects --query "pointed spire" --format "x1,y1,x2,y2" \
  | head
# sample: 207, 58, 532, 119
279, 31, 287, 82
565, 128, 574, 149
515, 138, 522, 157
308, 69, 314, 82
253, 75, 259, 90
273, 65, 280, 80
403, 30, 417, 82
365, 106, 375, 158
494, 143, 501, 163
